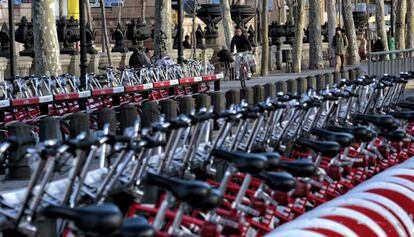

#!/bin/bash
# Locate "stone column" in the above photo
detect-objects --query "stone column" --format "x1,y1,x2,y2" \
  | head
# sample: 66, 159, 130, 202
0, 58, 9, 82
68, 55, 81, 76
87, 53, 101, 74
60, 54, 72, 75
106, 52, 122, 69
119, 52, 132, 69
16, 57, 34, 76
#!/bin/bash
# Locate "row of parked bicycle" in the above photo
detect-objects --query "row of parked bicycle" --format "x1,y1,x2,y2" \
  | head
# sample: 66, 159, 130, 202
0, 59, 214, 100
0, 71, 413, 236
0, 60, 218, 125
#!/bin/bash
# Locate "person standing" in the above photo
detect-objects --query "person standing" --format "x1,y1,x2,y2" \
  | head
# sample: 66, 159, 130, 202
145, 48, 154, 64
183, 35, 191, 49
129, 47, 151, 68
332, 27, 348, 72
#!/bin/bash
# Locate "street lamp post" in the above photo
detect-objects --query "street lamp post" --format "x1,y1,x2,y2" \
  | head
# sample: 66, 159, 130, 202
177, 0, 184, 65
79, 0, 87, 86
8, 0, 16, 80
390, 0, 394, 36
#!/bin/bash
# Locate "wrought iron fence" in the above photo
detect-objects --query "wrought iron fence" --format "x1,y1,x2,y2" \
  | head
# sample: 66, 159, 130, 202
368, 48, 414, 76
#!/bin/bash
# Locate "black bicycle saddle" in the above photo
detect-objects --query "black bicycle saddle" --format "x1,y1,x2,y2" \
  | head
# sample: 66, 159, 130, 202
42, 204, 123, 236
295, 138, 341, 157
310, 128, 355, 147
211, 149, 268, 174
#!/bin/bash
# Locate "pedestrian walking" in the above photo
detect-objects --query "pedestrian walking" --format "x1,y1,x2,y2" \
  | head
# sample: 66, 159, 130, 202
359, 33, 367, 61
332, 27, 348, 72
217, 45, 235, 80
374, 36, 385, 61
217, 45, 234, 64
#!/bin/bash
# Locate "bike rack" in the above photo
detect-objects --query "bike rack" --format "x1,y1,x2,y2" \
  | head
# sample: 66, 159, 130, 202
0, 73, 223, 124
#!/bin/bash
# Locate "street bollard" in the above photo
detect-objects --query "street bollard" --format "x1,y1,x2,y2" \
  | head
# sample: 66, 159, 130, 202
343, 70, 350, 80
211, 91, 226, 114
119, 104, 138, 134
348, 68, 356, 80
141, 101, 160, 128
252, 85, 265, 104
194, 93, 212, 110
240, 87, 254, 105
316, 74, 325, 91
211, 91, 226, 130
97, 108, 117, 133
39, 117, 63, 142
355, 67, 362, 77
296, 77, 308, 95
264, 83, 276, 98
333, 71, 341, 84
275, 81, 287, 94
160, 99, 178, 119
69, 112, 90, 138
179, 96, 195, 114
7, 122, 34, 180
324, 73, 334, 87
286, 79, 297, 94
306, 76, 317, 90
226, 89, 241, 107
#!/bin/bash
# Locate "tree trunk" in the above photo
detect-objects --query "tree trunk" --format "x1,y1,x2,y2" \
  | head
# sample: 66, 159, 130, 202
141, 0, 146, 24
287, 0, 295, 24
327, 0, 336, 66
32, 0, 62, 76
59, 0, 64, 17
261, 0, 269, 76
85, 0, 93, 25
154, 0, 173, 59
375, 0, 389, 51
220, 0, 234, 48
99, 0, 112, 65
395, 0, 406, 49
406, 0, 414, 48
342, 0, 360, 65
309, 0, 324, 69
292, 0, 305, 72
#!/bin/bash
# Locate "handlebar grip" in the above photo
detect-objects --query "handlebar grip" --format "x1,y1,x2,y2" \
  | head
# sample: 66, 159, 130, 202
191, 112, 215, 124
142, 137, 166, 148
98, 66, 113, 70
6, 136, 36, 149
67, 136, 99, 150
105, 135, 131, 145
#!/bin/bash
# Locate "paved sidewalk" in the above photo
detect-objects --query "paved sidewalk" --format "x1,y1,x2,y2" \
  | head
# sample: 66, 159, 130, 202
220, 64, 368, 91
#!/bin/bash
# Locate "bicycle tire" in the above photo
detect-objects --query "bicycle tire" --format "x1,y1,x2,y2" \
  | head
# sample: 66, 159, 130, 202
240, 64, 248, 88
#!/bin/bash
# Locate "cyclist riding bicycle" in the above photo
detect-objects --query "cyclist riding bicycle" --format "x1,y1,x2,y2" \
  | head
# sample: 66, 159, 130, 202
230, 27, 255, 86
230, 26, 252, 54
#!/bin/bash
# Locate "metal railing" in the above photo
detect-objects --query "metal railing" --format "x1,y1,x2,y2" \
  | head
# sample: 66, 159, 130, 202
368, 48, 414, 76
